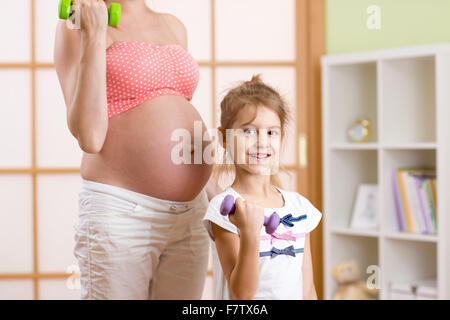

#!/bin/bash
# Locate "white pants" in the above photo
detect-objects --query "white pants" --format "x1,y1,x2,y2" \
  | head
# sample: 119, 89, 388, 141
74, 178, 210, 300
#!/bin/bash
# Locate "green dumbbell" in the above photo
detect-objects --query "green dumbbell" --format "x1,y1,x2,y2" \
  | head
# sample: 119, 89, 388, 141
58, 0, 121, 27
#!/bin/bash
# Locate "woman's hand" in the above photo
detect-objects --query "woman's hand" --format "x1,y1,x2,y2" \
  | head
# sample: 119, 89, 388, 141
228, 198, 265, 237
73, 0, 108, 39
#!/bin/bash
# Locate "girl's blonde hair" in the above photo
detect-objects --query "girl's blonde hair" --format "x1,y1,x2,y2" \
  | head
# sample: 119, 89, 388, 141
213, 74, 293, 189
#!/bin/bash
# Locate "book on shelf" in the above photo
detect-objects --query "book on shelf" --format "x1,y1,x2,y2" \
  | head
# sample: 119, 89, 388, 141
392, 167, 437, 235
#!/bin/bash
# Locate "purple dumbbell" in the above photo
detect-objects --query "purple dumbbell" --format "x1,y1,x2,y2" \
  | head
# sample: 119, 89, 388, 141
220, 194, 280, 234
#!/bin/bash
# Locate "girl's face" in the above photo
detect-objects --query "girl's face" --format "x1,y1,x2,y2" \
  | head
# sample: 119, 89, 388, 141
229, 104, 282, 176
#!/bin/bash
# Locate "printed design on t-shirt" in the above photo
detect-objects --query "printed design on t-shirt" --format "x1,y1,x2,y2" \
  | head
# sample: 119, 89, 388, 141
279, 213, 307, 227
259, 245, 304, 258
260, 230, 306, 244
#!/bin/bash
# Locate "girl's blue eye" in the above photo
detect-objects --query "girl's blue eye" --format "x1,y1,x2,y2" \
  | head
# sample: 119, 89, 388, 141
243, 128, 280, 136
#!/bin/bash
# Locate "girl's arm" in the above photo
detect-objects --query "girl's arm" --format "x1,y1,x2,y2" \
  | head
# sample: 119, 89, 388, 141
212, 223, 260, 300
302, 233, 318, 299
211, 198, 264, 299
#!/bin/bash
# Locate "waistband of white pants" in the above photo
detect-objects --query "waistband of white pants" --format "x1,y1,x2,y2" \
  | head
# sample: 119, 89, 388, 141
81, 178, 207, 213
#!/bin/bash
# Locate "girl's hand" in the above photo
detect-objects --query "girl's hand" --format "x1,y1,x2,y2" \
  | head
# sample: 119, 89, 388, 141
74, 0, 108, 39
228, 198, 265, 237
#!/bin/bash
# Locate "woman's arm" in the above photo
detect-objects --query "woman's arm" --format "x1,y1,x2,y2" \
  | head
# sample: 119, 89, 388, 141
53, 1, 109, 153
302, 233, 318, 299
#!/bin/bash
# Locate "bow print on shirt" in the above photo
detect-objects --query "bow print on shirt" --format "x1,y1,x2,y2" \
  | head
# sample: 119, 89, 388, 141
259, 245, 304, 258
260, 230, 306, 244
279, 213, 307, 227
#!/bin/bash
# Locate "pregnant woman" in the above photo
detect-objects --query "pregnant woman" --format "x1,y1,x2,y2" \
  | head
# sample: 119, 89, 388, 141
54, 0, 221, 299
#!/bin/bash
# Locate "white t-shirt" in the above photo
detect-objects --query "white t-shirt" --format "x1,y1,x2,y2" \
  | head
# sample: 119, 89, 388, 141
202, 185, 322, 300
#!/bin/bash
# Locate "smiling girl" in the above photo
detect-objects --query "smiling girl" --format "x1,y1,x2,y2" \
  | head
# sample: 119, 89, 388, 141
203, 75, 322, 300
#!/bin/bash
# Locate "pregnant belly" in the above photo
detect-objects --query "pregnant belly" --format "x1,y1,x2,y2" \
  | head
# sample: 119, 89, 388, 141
80, 96, 213, 202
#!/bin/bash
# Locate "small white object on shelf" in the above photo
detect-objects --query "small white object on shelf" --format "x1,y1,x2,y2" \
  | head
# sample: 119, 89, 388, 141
388, 278, 437, 300
350, 184, 378, 230
415, 278, 438, 300
389, 282, 415, 300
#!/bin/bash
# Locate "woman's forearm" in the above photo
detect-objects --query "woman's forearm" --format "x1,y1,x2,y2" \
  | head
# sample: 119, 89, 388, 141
229, 233, 260, 299
69, 35, 108, 153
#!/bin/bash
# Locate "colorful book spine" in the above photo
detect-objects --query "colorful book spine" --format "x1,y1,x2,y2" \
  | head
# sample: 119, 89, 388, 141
419, 181, 433, 235
432, 178, 438, 232
402, 171, 422, 233
430, 178, 437, 218
405, 173, 421, 233
392, 168, 406, 232
397, 170, 414, 232
392, 168, 437, 234
426, 180, 437, 234
415, 177, 430, 234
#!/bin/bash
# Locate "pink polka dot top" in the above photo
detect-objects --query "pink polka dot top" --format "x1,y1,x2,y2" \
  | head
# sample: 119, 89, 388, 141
106, 41, 200, 118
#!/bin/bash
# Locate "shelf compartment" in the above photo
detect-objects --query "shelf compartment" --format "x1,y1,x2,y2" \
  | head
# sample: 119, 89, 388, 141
326, 234, 379, 300
328, 150, 378, 228
380, 149, 436, 234
326, 62, 378, 144
382, 238, 437, 299
380, 56, 436, 144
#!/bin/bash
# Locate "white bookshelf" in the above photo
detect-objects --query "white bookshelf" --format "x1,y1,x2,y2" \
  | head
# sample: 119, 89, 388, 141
321, 44, 450, 300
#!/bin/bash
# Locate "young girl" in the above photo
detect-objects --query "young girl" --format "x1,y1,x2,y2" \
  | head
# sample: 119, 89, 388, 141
203, 75, 322, 300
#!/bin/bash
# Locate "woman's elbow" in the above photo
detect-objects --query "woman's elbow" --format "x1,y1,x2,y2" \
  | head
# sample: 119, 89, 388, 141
76, 129, 106, 154
68, 114, 107, 154
79, 139, 103, 154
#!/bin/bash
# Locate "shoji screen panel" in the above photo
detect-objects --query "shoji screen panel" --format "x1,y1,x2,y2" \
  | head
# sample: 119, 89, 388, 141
34, 0, 83, 299
0, 0, 81, 300
0, 70, 32, 167
39, 278, 82, 300
0, 1, 31, 62
0, 0, 34, 300
35, 0, 60, 63
37, 175, 81, 273
35, 69, 82, 168
215, 0, 295, 62
0, 176, 33, 274
37, 174, 82, 300
0, 280, 34, 300
149, 0, 212, 61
